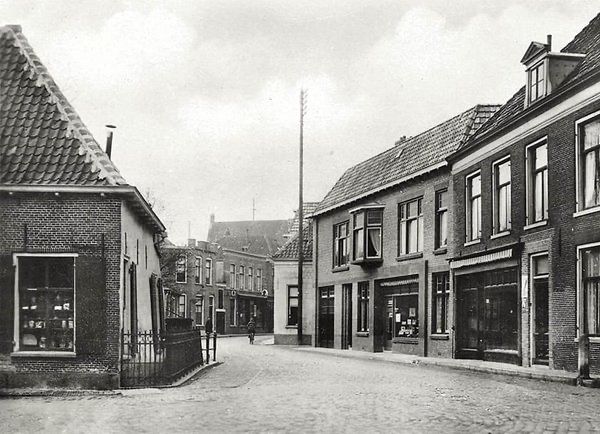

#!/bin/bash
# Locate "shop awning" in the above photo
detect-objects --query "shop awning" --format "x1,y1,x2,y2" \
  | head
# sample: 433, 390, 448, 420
450, 248, 513, 270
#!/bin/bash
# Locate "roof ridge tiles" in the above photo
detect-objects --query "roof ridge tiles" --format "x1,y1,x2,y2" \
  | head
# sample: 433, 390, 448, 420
2, 25, 127, 186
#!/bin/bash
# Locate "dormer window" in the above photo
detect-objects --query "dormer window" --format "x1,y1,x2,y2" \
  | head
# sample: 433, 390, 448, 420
351, 206, 384, 265
528, 62, 546, 104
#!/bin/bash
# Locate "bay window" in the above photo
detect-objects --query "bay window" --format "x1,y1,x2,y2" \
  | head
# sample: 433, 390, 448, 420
398, 197, 423, 255
493, 158, 511, 233
352, 208, 383, 262
527, 140, 548, 223
333, 221, 349, 268
466, 172, 481, 241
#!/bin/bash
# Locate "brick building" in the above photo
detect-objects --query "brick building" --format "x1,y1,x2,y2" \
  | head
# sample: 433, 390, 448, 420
0, 26, 166, 389
310, 105, 498, 355
160, 239, 223, 331
449, 14, 600, 372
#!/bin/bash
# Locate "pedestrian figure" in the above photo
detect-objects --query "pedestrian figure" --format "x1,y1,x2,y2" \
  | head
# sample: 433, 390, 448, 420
205, 316, 213, 336
247, 317, 256, 344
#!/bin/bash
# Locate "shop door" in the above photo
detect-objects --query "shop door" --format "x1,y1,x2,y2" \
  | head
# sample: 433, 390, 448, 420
318, 287, 335, 348
533, 278, 549, 365
341, 284, 352, 350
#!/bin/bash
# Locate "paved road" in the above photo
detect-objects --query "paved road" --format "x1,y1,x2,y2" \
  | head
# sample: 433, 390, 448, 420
2, 336, 600, 433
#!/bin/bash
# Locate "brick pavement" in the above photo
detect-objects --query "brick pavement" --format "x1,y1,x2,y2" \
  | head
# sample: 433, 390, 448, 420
1, 336, 600, 433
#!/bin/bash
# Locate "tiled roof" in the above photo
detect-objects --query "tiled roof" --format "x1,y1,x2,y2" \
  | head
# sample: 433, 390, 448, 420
0, 25, 126, 186
207, 219, 289, 256
314, 105, 499, 214
273, 221, 313, 261
286, 202, 320, 235
469, 13, 600, 144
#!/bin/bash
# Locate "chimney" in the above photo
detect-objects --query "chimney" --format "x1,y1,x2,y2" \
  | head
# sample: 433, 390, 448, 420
547, 34, 552, 51
187, 238, 196, 248
105, 125, 116, 159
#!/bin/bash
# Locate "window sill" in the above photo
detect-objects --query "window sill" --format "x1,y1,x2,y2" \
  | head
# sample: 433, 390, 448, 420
392, 337, 419, 345
430, 334, 449, 341
463, 239, 481, 247
355, 331, 369, 337
523, 220, 547, 231
11, 351, 76, 358
332, 265, 350, 273
396, 252, 423, 262
433, 247, 447, 256
574, 336, 600, 344
351, 258, 383, 267
490, 231, 511, 240
285, 325, 298, 329
574, 206, 600, 218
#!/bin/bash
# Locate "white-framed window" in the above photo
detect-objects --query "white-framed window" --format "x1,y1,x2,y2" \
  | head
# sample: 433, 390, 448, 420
398, 197, 423, 255
287, 285, 299, 326
176, 256, 187, 283
178, 293, 187, 317
14, 253, 77, 353
493, 157, 511, 233
195, 297, 204, 325
248, 267, 253, 291
239, 266, 245, 290
576, 111, 600, 212
435, 190, 448, 249
526, 138, 548, 224
352, 208, 383, 261
205, 258, 213, 285
528, 61, 546, 105
333, 221, 350, 268
466, 171, 481, 241
208, 295, 215, 326
579, 243, 600, 336
257, 268, 262, 291
194, 257, 202, 285
230, 264, 236, 289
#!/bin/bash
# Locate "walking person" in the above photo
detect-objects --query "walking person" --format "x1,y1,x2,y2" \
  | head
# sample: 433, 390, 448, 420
205, 316, 213, 336
247, 317, 256, 344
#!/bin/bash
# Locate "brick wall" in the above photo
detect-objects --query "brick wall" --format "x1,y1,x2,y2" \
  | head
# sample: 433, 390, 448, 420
0, 192, 121, 386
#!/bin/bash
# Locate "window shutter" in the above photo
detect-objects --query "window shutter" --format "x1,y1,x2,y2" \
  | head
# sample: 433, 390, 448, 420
75, 255, 106, 355
0, 255, 14, 353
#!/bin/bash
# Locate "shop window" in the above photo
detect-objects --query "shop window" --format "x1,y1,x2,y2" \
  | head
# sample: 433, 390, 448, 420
333, 221, 349, 268
247, 267, 253, 291
176, 256, 187, 283
238, 266, 245, 290
17, 256, 75, 352
391, 277, 419, 338
194, 257, 202, 285
357, 281, 369, 332
205, 258, 213, 285
526, 139, 548, 223
577, 114, 600, 211
432, 273, 449, 334
435, 190, 448, 249
466, 172, 481, 241
581, 246, 600, 335
398, 198, 423, 255
195, 298, 204, 325
230, 298, 237, 326
493, 157, 511, 233
288, 285, 299, 326
230, 264, 236, 289
257, 268, 262, 291
352, 208, 383, 263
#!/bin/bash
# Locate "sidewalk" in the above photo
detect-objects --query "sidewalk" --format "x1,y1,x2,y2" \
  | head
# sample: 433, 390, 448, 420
294, 345, 580, 386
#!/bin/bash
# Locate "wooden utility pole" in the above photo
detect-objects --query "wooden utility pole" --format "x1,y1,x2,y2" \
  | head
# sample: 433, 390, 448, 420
297, 89, 307, 344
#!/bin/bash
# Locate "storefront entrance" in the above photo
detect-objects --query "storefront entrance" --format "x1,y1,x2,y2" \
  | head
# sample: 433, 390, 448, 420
382, 276, 419, 351
318, 286, 334, 348
532, 254, 549, 365
456, 268, 519, 364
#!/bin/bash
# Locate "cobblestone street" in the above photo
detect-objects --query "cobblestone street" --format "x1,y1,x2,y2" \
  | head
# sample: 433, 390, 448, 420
2, 336, 600, 433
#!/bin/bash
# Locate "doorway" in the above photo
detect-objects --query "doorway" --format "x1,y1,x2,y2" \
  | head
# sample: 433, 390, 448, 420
341, 284, 352, 349
532, 254, 549, 365
318, 286, 334, 348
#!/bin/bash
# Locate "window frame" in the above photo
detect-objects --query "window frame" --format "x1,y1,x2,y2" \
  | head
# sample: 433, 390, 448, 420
287, 285, 299, 327
257, 268, 262, 291
525, 137, 548, 225
357, 281, 369, 333
208, 295, 215, 327
351, 207, 384, 262
229, 264, 236, 289
333, 220, 350, 268
194, 256, 202, 285
195, 297, 204, 325
13, 253, 78, 354
576, 111, 600, 214
178, 293, 187, 317
205, 258, 213, 286
465, 170, 482, 242
528, 60, 546, 105
577, 242, 600, 338
398, 197, 424, 255
432, 272, 450, 334
435, 189, 448, 249
248, 267, 253, 291
239, 265, 245, 290
175, 255, 187, 283
492, 156, 512, 234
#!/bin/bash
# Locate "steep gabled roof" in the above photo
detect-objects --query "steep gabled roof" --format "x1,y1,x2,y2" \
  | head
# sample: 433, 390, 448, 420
466, 13, 600, 148
207, 219, 289, 256
273, 221, 313, 261
286, 202, 320, 236
0, 25, 126, 186
314, 104, 499, 215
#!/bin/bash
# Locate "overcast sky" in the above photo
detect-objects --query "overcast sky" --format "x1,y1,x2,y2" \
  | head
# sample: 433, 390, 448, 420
2, 1, 598, 243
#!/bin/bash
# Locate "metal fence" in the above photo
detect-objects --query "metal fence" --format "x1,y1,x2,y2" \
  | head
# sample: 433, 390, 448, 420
120, 329, 215, 388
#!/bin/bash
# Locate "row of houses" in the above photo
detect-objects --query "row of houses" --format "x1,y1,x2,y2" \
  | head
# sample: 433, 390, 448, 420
274, 13, 600, 375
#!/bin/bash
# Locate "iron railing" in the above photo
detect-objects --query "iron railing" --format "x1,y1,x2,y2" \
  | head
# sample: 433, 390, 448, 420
120, 329, 215, 388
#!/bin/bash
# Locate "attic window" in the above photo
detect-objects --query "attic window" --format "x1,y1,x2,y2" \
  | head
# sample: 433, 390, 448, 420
528, 62, 546, 104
